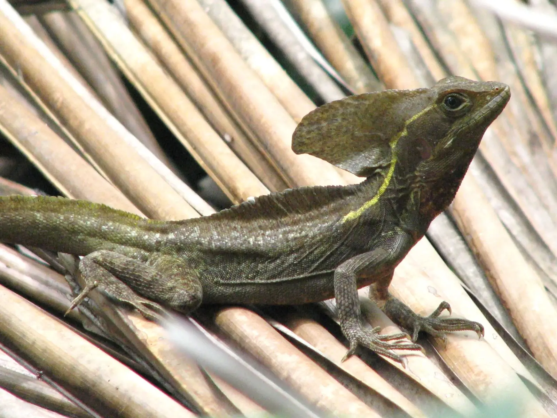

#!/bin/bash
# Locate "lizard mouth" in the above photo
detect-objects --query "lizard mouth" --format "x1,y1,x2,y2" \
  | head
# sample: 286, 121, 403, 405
481, 84, 511, 118
467, 83, 510, 131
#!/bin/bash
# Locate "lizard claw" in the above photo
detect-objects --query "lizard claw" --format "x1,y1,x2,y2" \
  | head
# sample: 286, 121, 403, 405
342, 341, 359, 362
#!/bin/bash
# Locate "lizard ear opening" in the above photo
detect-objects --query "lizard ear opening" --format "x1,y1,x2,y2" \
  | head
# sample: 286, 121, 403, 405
292, 94, 394, 177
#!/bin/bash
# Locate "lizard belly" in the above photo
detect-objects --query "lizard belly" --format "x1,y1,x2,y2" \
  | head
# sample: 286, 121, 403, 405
192, 233, 363, 305
180, 203, 391, 306
201, 270, 336, 305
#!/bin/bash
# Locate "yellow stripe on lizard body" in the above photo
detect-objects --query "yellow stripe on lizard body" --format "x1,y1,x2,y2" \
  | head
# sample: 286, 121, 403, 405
342, 103, 437, 223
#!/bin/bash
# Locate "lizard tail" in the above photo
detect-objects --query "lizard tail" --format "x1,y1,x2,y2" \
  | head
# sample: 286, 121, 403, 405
0, 195, 162, 255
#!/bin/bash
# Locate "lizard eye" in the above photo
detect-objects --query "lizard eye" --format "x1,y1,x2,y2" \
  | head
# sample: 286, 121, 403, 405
443, 93, 467, 111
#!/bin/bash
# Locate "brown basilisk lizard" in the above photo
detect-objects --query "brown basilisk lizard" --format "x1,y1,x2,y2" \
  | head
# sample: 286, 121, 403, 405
0, 77, 509, 362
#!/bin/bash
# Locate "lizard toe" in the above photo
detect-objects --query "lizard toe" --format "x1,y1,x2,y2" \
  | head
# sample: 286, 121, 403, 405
377, 331, 411, 341
130, 299, 169, 321
65, 281, 99, 316
342, 326, 422, 365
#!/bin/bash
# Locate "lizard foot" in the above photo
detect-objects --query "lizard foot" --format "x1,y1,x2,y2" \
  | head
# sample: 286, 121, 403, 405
65, 280, 168, 321
408, 301, 485, 342
343, 326, 423, 364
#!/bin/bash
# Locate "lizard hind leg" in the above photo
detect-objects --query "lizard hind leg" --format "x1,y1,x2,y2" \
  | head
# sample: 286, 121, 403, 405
73, 250, 202, 320
144, 252, 203, 314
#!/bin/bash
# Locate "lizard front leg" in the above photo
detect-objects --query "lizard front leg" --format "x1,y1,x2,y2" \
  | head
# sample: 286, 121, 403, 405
334, 240, 423, 363
69, 250, 202, 320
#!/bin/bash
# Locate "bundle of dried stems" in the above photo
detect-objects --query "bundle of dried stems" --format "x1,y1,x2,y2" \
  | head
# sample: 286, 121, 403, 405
0, 0, 556, 417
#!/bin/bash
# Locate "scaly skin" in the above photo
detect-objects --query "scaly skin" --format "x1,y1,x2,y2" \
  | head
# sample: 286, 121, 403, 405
0, 77, 510, 362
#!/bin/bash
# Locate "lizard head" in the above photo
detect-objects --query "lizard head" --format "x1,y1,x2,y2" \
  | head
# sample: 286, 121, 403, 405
409, 76, 510, 181
292, 76, 510, 182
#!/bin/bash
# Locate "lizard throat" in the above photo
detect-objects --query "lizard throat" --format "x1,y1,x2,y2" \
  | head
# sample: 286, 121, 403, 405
341, 103, 437, 223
